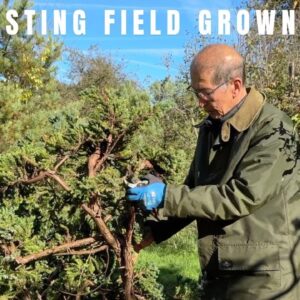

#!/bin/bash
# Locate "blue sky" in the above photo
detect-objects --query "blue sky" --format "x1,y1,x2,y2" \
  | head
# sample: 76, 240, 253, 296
33, 0, 242, 85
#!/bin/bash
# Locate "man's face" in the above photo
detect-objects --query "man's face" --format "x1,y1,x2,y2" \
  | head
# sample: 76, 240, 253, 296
190, 69, 234, 119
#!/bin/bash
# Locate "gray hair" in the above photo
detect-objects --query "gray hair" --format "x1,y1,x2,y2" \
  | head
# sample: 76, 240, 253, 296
212, 62, 246, 86
191, 44, 246, 86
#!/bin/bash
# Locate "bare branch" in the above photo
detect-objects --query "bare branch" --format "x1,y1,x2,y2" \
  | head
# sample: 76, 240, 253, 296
81, 204, 120, 257
104, 214, 112, 223
17, 171, 71, 191
56, 245, 108, 256
88, 147, 101, 177
47, 172, 71, 191
126, 206, 136, 246
53, 155, 70, 172
16, 237, 97, 265
94, 131, 126, 173
54, 140, 84, 172
122, 205, 136, 299
20, 171, 48, 184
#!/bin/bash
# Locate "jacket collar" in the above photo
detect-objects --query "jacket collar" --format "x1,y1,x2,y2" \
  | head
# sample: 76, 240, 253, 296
220, 87, 265, 142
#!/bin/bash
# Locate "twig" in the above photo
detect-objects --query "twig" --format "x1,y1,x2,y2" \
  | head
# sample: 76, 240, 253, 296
104, 246, 110, 276
20, 171, 47, 184
94, 131, 126, 173
104, 214, 112, 223
54, 155, 70, 172
47, 172, 71, 191
59, 286, 112, 298
54, 140, 84, 172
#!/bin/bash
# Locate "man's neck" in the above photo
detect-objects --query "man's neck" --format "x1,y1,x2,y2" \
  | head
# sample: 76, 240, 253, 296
221, 94, 247, 122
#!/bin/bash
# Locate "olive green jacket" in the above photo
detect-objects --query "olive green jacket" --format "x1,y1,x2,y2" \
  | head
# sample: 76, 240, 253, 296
150, 87, 300, 299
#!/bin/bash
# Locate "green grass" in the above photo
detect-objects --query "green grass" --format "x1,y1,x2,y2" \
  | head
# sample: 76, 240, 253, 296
136, 222, 201, 299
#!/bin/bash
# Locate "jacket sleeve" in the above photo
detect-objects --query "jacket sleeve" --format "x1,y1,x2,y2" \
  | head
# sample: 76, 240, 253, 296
145, 217, 194, 243
163, 116, 299, 221
145, 158, 196, 244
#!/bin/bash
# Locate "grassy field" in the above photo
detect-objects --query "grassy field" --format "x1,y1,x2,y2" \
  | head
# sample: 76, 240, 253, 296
135, 222, 201, 299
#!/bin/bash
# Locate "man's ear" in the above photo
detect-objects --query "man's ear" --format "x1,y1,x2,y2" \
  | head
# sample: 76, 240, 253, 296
232, 78, 242, 98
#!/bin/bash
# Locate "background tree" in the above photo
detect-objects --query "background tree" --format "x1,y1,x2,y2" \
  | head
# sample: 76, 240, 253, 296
239, 0, 300, 132
0, 0, 61, 94
0, 0, 62, 152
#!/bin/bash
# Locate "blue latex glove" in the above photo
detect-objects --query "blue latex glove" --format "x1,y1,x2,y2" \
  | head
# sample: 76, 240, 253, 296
127, 182, 166, 210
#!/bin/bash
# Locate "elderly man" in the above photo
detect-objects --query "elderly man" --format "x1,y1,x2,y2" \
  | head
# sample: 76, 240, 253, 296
127, 44, 300, 299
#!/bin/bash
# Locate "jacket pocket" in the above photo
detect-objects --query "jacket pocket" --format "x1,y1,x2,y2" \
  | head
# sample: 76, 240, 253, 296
217, 243, 281, 293
218, 243, 280, 271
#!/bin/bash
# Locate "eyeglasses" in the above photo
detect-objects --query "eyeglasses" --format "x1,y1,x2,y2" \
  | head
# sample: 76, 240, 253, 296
187, 79, 230, 101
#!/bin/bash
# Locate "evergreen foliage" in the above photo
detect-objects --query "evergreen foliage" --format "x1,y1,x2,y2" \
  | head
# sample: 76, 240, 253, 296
0, 0, 61, 93
239, 0, 300, 132
0, 76, 198, 298
0, 0, 62, 152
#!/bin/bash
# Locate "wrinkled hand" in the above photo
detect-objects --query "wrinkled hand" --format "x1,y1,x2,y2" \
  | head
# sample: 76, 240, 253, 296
127, 181, 166, 210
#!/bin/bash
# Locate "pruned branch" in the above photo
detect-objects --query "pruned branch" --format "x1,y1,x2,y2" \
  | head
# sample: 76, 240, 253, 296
16, 237, 98, 265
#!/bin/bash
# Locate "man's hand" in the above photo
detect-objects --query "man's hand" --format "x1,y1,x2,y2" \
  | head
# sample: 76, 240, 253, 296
127, 181, 166, 210
133, 232, 154, 253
